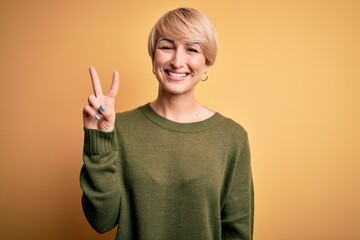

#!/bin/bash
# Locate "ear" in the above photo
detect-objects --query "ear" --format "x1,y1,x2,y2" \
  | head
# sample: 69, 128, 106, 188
203, 64, 209, 73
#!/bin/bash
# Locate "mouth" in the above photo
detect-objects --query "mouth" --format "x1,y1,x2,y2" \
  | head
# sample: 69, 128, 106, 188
165, 70, 190, 80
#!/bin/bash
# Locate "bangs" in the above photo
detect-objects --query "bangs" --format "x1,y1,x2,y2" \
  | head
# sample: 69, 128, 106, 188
156, 12, 204, 44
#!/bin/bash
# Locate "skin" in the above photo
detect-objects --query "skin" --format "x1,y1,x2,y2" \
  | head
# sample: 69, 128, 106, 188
83, 38, 213, 131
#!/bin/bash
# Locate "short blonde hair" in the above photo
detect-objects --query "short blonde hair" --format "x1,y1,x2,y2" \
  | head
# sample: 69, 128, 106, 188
148, 8, 217, 66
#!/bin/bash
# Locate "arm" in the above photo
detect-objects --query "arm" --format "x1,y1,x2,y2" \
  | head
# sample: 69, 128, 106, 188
221, 135, 254, 240
80, 129, 121, 233
80, 66, 121, 233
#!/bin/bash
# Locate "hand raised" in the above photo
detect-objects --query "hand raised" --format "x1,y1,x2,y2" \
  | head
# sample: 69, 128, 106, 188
83, 66, 119, 132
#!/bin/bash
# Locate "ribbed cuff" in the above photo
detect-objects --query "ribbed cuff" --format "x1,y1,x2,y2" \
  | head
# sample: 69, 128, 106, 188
83, 128, 117, 154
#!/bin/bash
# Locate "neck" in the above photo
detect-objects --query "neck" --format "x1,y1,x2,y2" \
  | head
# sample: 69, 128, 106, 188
150, 89, 214, 123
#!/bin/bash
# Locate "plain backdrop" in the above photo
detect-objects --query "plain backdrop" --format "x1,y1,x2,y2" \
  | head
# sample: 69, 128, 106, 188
0, 0, 359, 239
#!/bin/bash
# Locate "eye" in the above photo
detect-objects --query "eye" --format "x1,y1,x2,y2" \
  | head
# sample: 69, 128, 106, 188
159, 45, 174, 50
187, 48, 199, 53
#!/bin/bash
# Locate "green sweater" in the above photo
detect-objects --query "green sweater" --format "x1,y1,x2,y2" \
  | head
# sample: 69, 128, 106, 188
80, 103, 254, 240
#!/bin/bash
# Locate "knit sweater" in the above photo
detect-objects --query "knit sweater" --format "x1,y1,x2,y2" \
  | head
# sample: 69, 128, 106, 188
80, 103, 254, 240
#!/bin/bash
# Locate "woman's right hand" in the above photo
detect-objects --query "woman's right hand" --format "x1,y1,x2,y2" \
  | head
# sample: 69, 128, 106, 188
83, 66, 120, 132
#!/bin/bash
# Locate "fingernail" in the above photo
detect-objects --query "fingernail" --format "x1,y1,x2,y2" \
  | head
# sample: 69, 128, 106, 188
100, 105, 106, 112
94, 114, 100, 120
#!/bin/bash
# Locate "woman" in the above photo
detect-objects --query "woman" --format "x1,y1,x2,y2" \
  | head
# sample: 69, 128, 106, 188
81, 8, 254, 240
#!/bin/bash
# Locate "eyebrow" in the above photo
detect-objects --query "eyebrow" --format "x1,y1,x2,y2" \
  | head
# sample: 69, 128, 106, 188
159, 38, 174, 43
159, 38, 200, 46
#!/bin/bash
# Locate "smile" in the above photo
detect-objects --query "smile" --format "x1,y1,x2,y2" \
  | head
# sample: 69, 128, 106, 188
165, 70, 189, 79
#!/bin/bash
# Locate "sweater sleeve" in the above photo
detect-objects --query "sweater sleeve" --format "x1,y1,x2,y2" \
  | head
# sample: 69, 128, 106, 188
221, 135, 254, 240
80, 128, 121, 234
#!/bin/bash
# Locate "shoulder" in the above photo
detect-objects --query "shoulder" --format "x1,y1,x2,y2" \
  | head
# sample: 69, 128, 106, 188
114, 105, 147, 127
217, 113, 248, 140
115, 103, 163, 130
116, 106, 142, 119
217, 114, 251, 164
213, 113, 250, 154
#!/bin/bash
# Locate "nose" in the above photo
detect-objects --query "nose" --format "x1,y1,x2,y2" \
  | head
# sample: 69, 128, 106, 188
170, 48, 185, 68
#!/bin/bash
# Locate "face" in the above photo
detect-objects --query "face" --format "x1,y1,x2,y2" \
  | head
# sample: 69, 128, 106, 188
153, 38, 209, 96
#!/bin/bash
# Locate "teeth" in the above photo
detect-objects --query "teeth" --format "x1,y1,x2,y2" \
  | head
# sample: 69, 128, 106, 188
168, 71, 187, 77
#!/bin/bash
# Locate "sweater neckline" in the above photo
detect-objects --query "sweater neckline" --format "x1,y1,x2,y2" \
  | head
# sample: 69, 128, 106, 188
140, 103, 224, 132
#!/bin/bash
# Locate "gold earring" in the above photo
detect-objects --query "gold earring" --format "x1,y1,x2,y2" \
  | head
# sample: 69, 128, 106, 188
201, 72, 208, 81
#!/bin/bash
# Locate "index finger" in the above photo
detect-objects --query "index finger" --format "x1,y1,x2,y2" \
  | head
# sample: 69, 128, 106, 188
89, 66, 103, 97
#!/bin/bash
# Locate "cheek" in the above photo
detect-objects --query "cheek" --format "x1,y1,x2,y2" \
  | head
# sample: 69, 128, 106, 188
153, 51, 170, 67
191, 60, 207, 73
189, 54, 207, 69
153, 55, 161, 67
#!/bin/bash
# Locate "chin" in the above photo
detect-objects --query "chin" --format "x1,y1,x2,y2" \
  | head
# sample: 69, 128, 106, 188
160, 84, 195, 96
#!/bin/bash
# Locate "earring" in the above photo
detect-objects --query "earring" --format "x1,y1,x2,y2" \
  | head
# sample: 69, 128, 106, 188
152, 65, 155, 74
201, 72, 208, 81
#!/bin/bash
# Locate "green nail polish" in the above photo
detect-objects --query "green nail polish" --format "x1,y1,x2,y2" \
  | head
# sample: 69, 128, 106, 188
94, 114, 100, 120
100, 105, 106, 112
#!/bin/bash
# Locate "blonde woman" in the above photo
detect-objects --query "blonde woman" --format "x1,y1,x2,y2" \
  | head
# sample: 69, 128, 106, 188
81, 8, 254, 240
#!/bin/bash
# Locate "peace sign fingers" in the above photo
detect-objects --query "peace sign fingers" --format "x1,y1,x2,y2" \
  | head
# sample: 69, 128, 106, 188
84, 66, 120, 132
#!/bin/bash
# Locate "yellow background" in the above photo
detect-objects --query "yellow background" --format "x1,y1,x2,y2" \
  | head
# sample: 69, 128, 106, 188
1, 0, 359, 239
